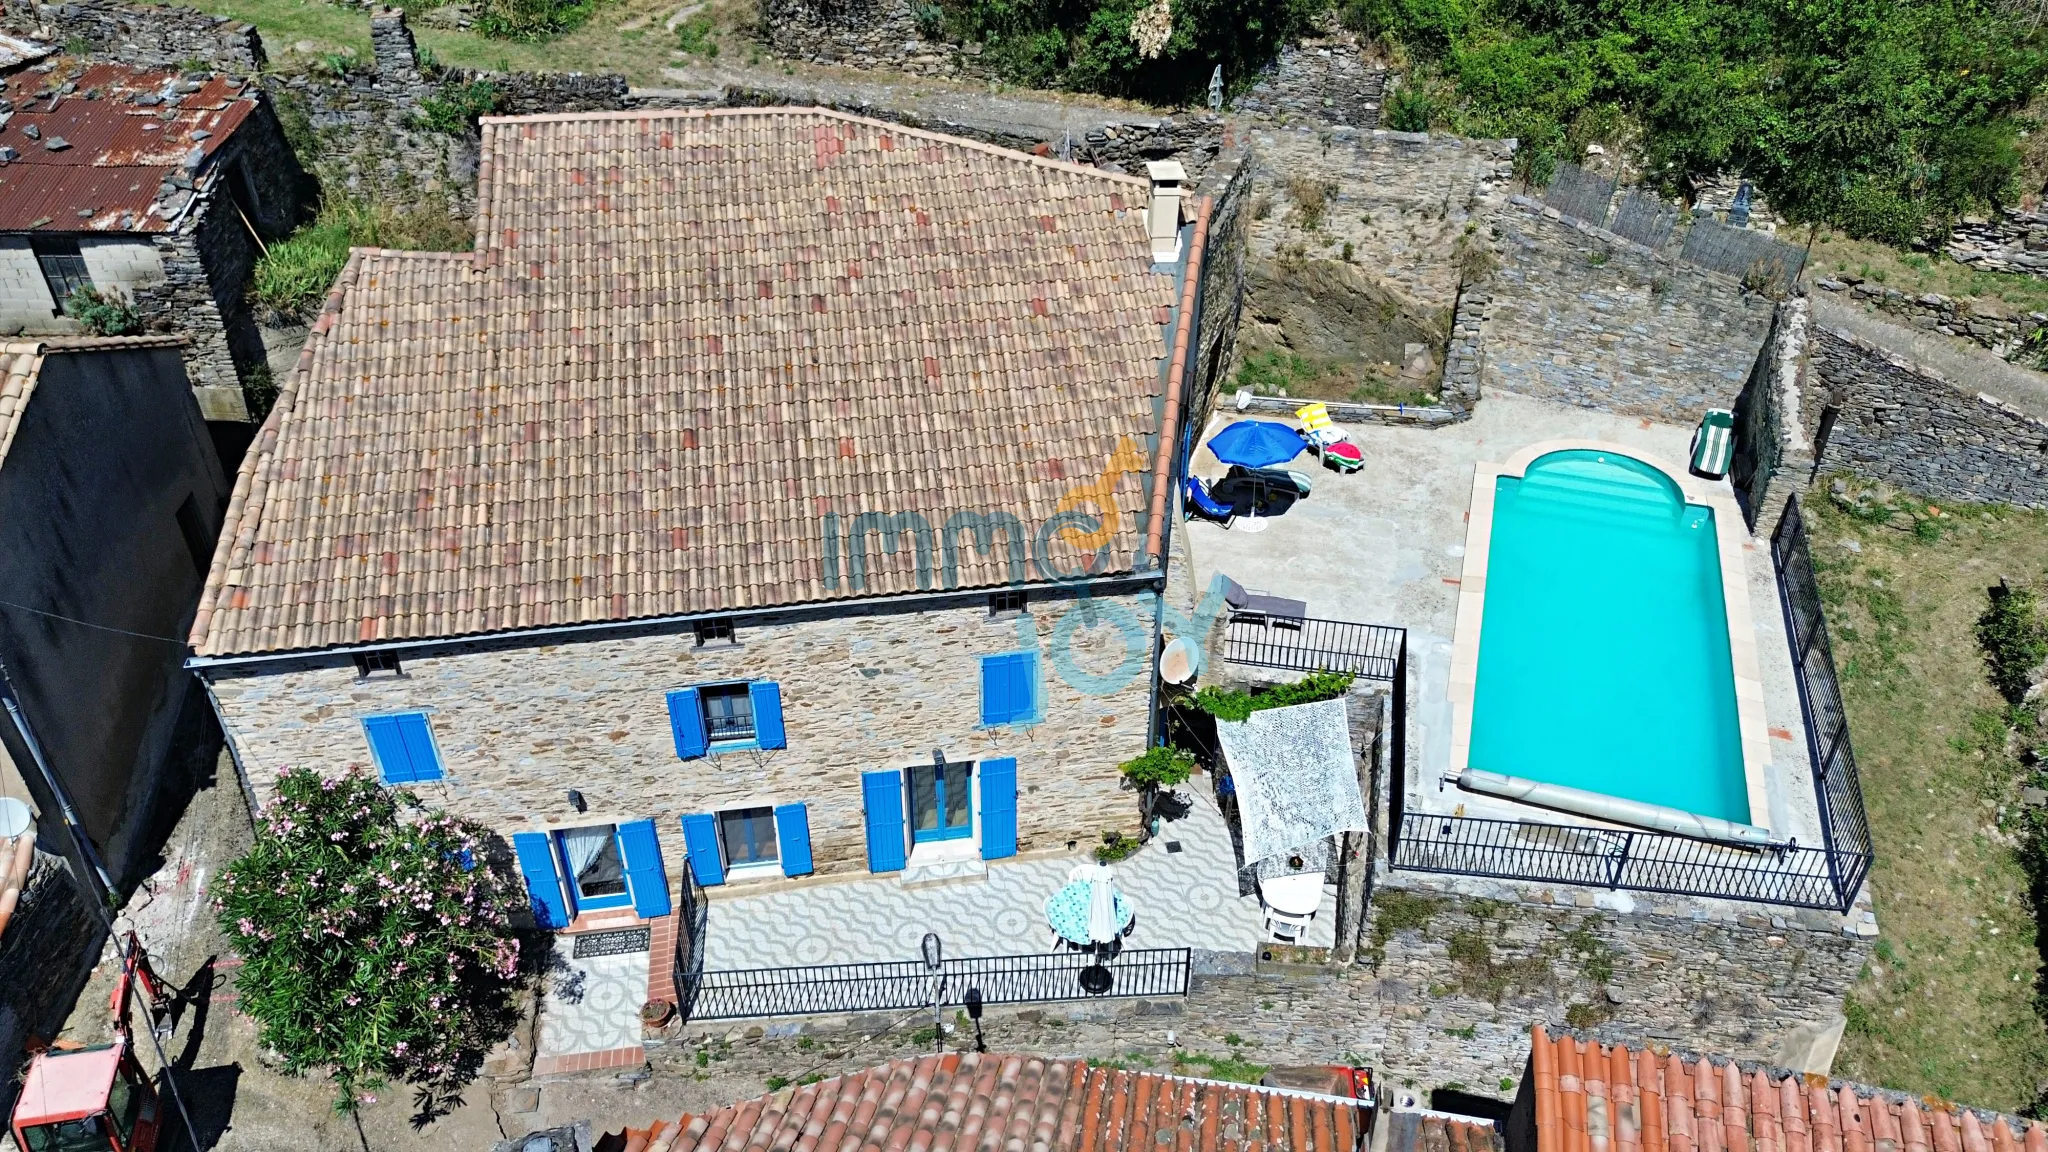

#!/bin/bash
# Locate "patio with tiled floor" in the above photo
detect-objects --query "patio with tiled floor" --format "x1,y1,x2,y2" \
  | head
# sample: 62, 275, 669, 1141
697, 781, 1336, 970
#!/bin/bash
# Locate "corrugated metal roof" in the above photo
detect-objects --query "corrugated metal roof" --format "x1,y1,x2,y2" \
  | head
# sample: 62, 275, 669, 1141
0, 62, 259, 233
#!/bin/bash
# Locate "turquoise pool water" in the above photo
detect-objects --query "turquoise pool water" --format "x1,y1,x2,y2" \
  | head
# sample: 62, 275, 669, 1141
1468, 450, 1747, 821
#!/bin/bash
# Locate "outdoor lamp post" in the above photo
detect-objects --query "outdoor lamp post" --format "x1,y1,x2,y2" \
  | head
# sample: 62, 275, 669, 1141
964, 987, 986, 1053
921, 932, 945, 1052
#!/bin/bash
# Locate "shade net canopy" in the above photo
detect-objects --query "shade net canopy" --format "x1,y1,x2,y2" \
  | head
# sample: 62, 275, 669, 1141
1215, 698, 1367, 867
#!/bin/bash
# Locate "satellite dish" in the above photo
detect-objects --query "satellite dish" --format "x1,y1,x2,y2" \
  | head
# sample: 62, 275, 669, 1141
1159, 635, 1203, 685
0, 796, 31, 839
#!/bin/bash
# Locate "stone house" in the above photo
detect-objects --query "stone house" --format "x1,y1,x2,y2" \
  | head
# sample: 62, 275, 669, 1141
0, 336, 228, 890
0, 43, 307, 428
188, 107, 1213, 934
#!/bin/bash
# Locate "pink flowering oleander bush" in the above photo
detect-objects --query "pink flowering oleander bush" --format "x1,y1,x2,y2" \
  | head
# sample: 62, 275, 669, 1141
215, 767, 526, 1110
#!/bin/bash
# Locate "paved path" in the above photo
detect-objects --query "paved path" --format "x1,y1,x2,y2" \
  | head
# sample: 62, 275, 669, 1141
698, 782, 1334, 969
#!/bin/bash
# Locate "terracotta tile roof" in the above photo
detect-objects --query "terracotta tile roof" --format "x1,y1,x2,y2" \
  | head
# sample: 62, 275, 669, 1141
1529, 1026, 2048, 1152
0, 344, 48, 473
191, 107, 1186, 658
0, 62, 258, 232
601, 1053, 1370, 1152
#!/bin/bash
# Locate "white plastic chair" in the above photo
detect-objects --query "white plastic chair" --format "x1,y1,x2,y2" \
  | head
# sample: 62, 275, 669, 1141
1264, 906, 1315, 942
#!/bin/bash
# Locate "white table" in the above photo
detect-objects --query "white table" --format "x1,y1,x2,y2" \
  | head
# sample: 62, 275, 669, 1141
1258, 871, 1324, 916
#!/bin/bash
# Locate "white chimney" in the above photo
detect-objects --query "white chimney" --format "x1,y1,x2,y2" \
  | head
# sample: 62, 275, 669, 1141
1145, 160, 1189, 264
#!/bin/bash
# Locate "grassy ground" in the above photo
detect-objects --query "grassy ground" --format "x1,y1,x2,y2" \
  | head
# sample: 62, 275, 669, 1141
1808, 231, 2048, 316
1805, 484, 2048, 1112
184, 0, 753, 85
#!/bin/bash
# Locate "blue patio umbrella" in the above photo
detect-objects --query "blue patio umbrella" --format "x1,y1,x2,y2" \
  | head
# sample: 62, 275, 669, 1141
1206, 420, 1306, 468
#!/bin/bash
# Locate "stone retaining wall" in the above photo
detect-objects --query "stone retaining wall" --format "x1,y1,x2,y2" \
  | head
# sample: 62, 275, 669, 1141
1730, 297, 1815, 538
1945, 208, 2048, 278
1808, 324, 2048, 507
0, 853, 104, 1123
1478, 197, 1774, 424
1810, 277, 2045, 363
5, 0, 263, 70
1232, 33, 1384, 128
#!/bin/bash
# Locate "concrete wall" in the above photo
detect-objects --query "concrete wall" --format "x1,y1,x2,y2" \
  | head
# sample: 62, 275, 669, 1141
205, 589, 1158, 891
1479, 198, 1775, 425
79, 237, 169, 296
0, 346, 228, 884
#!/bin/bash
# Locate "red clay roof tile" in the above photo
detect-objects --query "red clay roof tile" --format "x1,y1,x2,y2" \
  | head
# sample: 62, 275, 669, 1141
1531, 1029, 2046, 1152
192, 108, 1180, 657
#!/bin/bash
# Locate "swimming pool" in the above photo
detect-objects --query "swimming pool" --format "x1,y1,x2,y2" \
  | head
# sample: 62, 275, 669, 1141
1457, 447, 1753, 824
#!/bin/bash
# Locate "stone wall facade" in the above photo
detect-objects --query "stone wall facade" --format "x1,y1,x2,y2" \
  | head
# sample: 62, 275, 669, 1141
205, 590, 1158, 893
1730, 297, 1814, 538
756, 0, 980, 79
1478, 197, 1774, 424
0, 852, 103, 1124
1806, 324, 2048, 507
1232, 33, 1385, 129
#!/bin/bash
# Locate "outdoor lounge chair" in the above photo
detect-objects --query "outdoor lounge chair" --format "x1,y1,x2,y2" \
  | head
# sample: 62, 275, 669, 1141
1691, 408, 1736, 480
1185, 474, 1235, 523
1220, 574, 1307, 628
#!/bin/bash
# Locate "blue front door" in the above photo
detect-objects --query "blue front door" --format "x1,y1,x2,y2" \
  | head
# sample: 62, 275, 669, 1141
909, 761, 972, 843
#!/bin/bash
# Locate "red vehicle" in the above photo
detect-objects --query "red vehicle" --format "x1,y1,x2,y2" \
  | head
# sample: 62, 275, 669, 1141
9, 935, 168, 1152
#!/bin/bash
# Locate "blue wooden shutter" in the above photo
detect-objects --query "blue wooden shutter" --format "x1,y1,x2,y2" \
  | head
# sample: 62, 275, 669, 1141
512, 832, 569, 929
668, 688, 708, 759
395, 715, 443, 782
616, 819, 672, 919
775, 802, 813, 877
750, 681, 786, 749
860, 770, 907, 873
679, 812, 725, 886
979, 757, 1018, 860
362, 716, 413, 783
980, 654, 1035, 726
552, 834, 583, 919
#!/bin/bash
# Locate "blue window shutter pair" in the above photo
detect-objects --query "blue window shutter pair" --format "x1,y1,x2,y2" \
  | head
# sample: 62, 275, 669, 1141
668, 689, 708, 758
774, 803, 813, 877
679, 812, 724, 885
979, 653, 1039, 727
669, 683, 786, 757
979, 758, 1018, 860
362, 713, 444, 783
512, 832, 569, 929
862, 770, 908, 872
616, 819, 672, 919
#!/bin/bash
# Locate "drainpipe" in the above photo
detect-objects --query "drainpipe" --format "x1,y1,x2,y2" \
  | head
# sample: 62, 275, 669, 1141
0, 655, 113, 902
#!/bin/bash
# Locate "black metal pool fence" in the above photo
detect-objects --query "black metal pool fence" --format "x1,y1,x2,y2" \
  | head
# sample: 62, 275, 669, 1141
1218, 495, 1873, 912
673, 946, 1192, 1022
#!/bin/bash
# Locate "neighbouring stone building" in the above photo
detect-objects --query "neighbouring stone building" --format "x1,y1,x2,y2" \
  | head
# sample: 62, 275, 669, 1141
0, 42, 308, 422
189, 108, 1221, 939
0, 337, 226, 891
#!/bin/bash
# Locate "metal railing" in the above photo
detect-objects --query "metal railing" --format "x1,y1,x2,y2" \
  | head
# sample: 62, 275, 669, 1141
674, 947, 1191, 1022
1374, 493, 1873, 912
1223, 615, 1405, 681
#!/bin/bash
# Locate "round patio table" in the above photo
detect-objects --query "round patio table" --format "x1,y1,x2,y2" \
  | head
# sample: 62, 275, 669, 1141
1044, 880, 1134, 948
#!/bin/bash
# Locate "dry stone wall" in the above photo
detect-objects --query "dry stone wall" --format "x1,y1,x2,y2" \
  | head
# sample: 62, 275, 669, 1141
1730, 297, 1815, 537
1478, 197, 1774, 424
1945, 208, 2048, 278
0, 853, 103, 1123
1807, 324, 2048, 507
4, 0, 264, 70
1232, 33, 1384, 128
1810, 276, 2045, 363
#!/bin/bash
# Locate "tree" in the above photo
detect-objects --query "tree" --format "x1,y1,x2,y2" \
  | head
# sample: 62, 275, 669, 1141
215, 767, 526, 1111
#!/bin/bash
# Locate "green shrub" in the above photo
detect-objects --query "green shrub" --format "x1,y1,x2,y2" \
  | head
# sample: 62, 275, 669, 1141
1341, 0, 2048, 239
1978, 582, 2048, 705
64, 286, 142, 336
1118, 745, 1196, 790
1189, 671, 1354, 722
1094, 830, 1142, 862
478, 0, 597, 40
251, 190, 473, 321
675, 13, 721, 56
214, 767, 525, 1110
1385, 85, 1434, 132
412, 78, 502, 136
